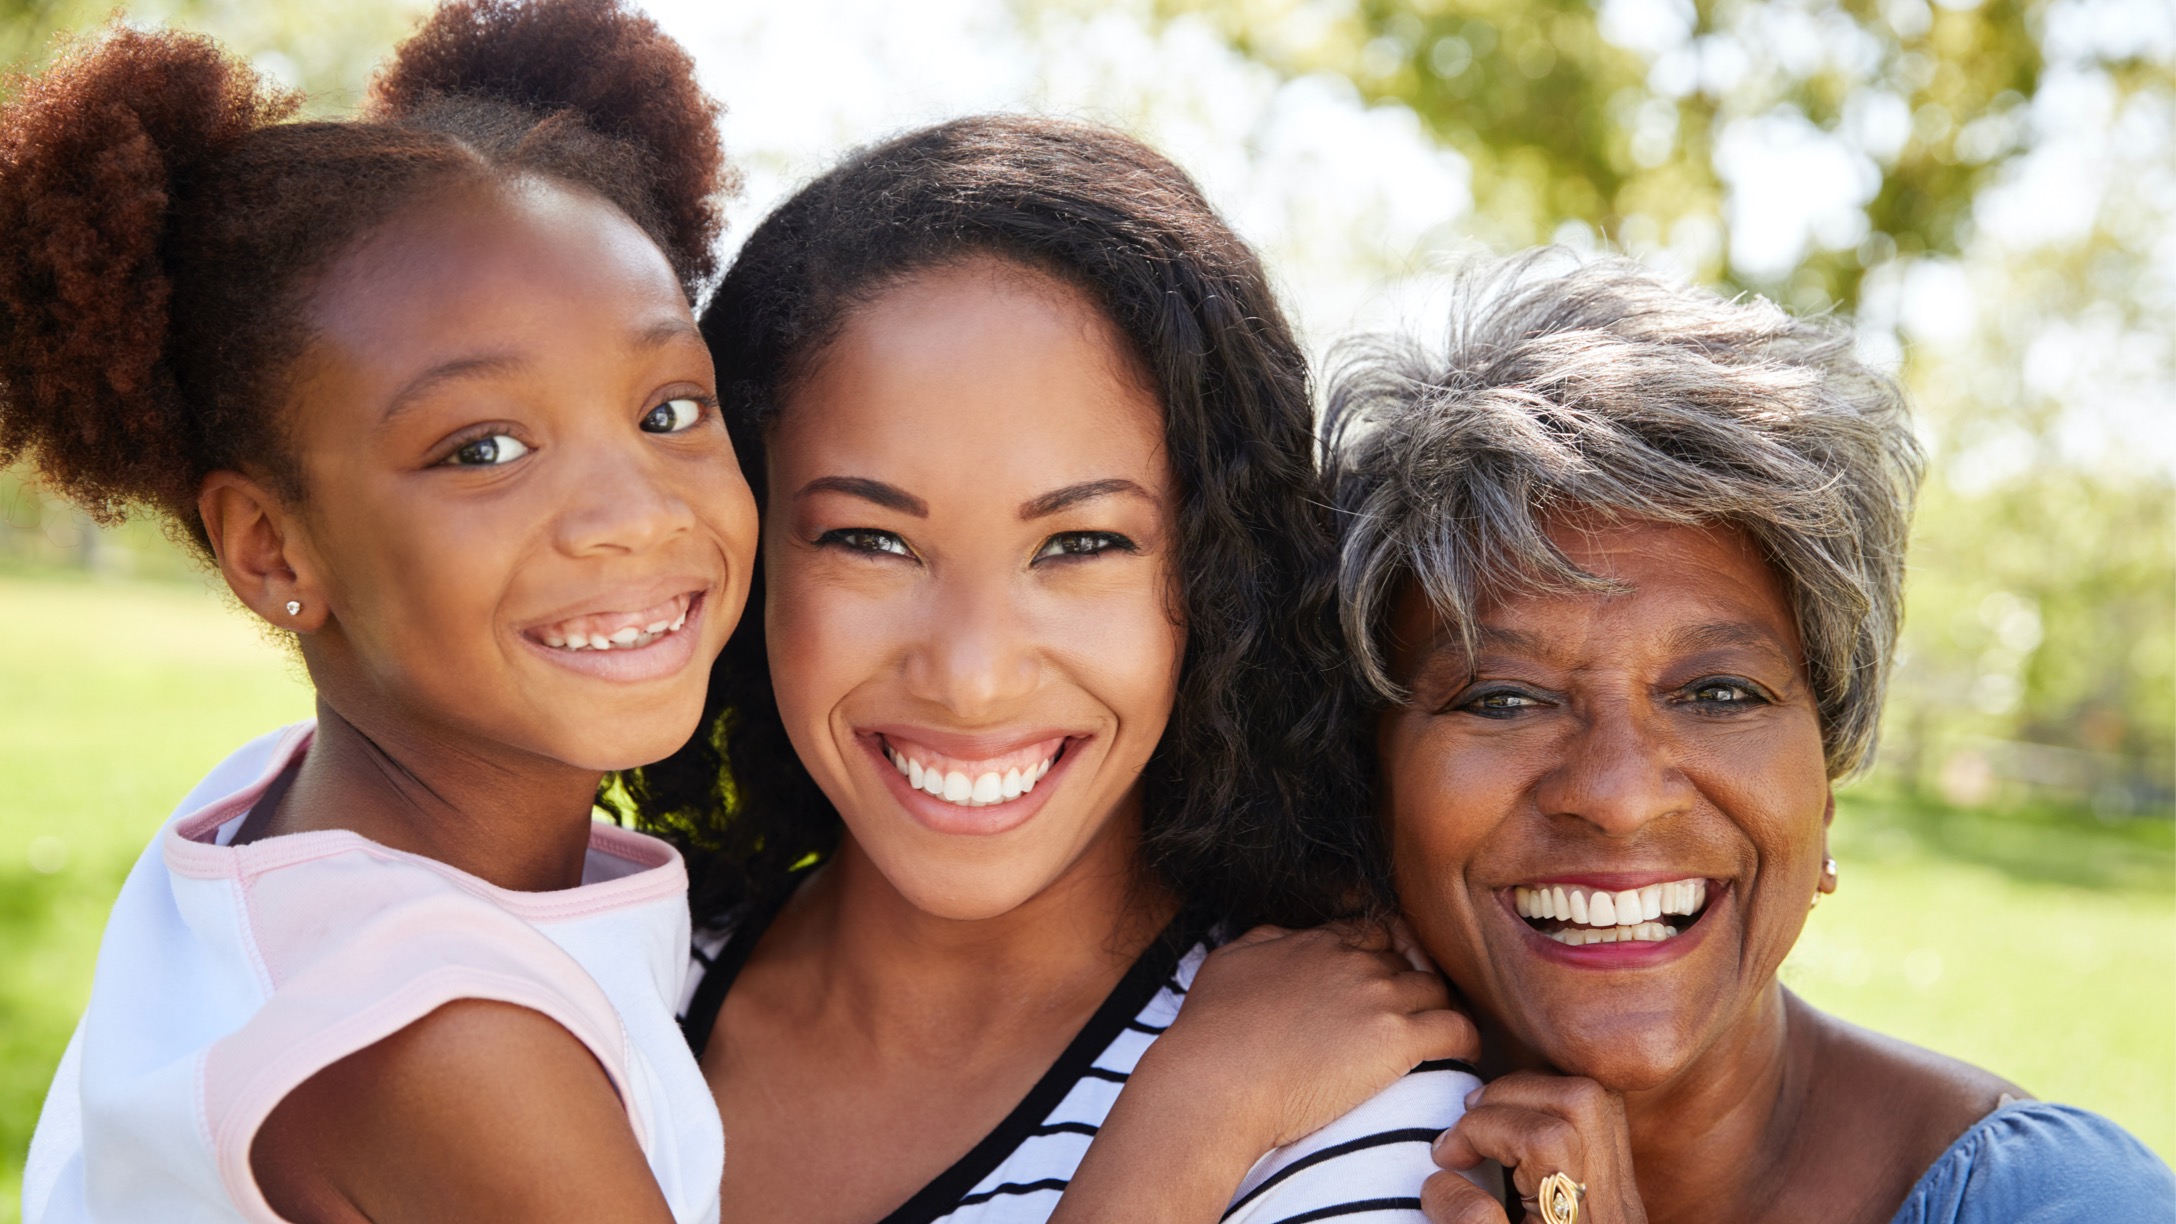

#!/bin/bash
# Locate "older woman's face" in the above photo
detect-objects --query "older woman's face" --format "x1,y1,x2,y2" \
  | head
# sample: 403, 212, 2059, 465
1381, 517, 1832, 1091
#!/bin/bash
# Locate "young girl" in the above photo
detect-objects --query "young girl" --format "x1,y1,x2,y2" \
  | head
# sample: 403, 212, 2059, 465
629, 115, 1492, 1224
4, 2, 757, 1218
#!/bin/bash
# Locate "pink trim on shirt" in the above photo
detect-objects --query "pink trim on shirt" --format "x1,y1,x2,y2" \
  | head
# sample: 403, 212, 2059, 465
152, 722, 689, 1220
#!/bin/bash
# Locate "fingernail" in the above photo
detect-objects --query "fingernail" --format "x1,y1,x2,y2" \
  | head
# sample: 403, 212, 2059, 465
1464, 1086, 1482, 1108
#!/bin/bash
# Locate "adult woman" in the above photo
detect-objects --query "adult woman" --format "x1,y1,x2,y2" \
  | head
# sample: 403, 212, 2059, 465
623, 116, 1477, 1223
1324, 255, 2174, 1223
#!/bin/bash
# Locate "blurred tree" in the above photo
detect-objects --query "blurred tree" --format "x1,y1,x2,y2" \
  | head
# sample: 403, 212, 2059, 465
1160, 0, 2064, 313
1137, 0, 2174, 809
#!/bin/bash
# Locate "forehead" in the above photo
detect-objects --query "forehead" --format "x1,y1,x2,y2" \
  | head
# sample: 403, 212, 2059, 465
302, 178, 691, 379
1396, 517, 1806, 669
770, 259, 1166, 484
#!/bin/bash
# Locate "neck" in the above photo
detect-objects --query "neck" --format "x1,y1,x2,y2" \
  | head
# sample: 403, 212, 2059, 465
266, 697, 603, 892
1617, 983, 1810, 1222
769, 796, 1179, 1048
1471, 980, 1811, 1224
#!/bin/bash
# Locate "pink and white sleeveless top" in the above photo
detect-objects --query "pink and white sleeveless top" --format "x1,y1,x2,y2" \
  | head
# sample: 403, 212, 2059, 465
22, 723, 725, 1224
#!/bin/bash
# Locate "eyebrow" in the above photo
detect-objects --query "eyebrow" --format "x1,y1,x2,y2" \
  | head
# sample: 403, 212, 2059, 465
1665, 620, 1795, 659
796, 476, 928, 516
383, 351, 529, 422
380, 320, 701, 423
1018, 478, 1153, 520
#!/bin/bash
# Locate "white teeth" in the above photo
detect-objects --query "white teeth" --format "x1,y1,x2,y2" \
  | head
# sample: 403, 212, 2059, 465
1588, 891, 1615, 926
887, 746, 1060, 809
541, 604, 691, 652
1547, 920, 1676, 946
1513, 878, 1712, 936
942, 771, 972, 803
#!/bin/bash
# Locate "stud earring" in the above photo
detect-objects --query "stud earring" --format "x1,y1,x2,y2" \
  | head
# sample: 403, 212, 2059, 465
285, 600, 302, 617
1811, 856, 1839, 909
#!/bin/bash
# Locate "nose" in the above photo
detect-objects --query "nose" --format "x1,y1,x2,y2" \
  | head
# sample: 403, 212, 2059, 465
551, 430, 694, 557
901, 569, 1040, 720
1532, 695, 1695, 836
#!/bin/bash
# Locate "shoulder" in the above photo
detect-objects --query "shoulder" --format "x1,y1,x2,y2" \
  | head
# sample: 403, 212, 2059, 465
1223, 1059, 1484, 1224
1795, 995, 2023, 1178
253, 999, 673, 1224
1892, 1102, 2174, 1224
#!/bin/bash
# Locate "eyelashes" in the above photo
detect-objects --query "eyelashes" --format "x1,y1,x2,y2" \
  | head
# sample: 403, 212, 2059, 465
813, 528, 1142, 564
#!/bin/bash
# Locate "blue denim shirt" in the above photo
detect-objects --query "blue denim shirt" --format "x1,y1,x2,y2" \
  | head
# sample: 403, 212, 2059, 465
1891, 1102, 2174, 1223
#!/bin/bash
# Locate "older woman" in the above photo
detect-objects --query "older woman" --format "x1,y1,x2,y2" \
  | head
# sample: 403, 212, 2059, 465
1326, 256, 2174, 1224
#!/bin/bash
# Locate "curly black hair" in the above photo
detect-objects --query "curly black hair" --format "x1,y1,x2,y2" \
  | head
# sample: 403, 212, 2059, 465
0, 0, 729, 550
617, 115, 1383, 931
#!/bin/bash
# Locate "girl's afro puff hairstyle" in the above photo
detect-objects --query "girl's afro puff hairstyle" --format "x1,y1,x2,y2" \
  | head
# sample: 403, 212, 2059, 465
0, 0, 731, 549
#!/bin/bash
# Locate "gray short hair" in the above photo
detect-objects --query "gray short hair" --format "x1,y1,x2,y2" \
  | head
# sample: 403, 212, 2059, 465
1324, 252, 1924, 778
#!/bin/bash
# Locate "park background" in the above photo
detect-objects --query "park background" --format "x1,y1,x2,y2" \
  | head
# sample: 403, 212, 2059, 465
2, 0, 2170, 1213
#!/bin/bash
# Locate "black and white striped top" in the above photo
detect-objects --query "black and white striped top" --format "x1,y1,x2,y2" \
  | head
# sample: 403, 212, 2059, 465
679, 904, 1499, 1224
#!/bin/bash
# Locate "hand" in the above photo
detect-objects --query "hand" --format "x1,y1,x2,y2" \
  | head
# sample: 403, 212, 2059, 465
1157, 921, 1480, 1149
1422, 1072, 1647, 1224
1051, 921, 1477, 1224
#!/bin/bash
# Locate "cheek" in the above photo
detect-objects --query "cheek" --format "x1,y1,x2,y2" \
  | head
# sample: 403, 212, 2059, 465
1381, 720, 1492, 936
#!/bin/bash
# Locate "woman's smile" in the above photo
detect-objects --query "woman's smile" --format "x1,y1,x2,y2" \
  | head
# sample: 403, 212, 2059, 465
1496, 874, 1728, 970
860, 727, 1085, 836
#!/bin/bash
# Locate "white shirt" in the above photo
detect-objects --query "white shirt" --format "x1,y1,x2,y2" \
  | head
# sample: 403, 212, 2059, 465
24, 723, 724, 1224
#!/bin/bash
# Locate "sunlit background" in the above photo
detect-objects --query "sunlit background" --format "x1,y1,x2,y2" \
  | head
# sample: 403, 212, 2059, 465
3, 0, 2171, 1212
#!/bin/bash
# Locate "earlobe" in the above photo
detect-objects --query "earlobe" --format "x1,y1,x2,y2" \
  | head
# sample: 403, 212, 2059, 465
197, 470, 327, 632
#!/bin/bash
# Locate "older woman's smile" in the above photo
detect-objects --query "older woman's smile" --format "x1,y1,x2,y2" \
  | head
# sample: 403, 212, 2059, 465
1508, 876, 1714, 944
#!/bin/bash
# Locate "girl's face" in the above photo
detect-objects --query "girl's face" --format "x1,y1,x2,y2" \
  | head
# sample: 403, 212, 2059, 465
764, 259, 1183, 921
269, 179, 758, 772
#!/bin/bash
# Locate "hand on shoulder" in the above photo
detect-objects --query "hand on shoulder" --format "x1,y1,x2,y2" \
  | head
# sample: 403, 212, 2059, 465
1052, 920, 1477, 1224
252, 999, 675, 1224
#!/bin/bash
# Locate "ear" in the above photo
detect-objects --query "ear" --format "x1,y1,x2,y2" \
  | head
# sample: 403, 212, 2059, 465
198, 470, 329, 633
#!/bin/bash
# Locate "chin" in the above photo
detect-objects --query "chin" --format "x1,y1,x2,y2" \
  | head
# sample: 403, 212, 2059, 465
1517, 1010, 1697, 1092
871, 850, 1064, 923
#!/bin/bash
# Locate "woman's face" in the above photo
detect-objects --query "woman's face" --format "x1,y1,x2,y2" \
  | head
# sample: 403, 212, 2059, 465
762, 258, 1183, 921
269, 178, 758, 773
1380, 517, 1832, 1091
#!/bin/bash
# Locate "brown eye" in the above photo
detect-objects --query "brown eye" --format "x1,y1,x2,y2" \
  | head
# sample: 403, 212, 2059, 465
445, 433, 529, 466
641, 398, 702, 433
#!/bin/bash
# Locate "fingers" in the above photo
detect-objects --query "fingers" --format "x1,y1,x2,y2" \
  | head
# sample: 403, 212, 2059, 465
1435, 1104, 1587, 1200
1389, 917, 1440, 973
1223, 923, 1295, 949
1401, 1005, 1481, 1065
1421, 1169, 1508, 1224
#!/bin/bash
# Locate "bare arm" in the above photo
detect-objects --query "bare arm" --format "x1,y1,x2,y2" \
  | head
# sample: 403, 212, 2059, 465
251, 999, 676, 1224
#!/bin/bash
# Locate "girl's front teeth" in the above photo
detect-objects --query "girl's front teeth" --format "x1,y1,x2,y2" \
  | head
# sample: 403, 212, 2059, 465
888, 747, 1055, 808
541, 609, 688, 651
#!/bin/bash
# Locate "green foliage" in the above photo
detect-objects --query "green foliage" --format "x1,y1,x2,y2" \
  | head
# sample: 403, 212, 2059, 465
1166, 0, 2090, 311
1167, 0, 2174, 811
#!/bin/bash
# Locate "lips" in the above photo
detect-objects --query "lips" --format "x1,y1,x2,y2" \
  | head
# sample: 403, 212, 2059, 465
1501, 874, 1725, 965
861, 728, 1081, 836
515, 588, 709, 683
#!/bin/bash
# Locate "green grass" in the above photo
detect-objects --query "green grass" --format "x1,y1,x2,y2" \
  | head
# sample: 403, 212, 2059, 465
1, 567, 2170, 1219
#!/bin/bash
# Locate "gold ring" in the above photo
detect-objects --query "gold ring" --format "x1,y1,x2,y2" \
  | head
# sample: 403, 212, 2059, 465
1536, 1171, 1587, 1224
